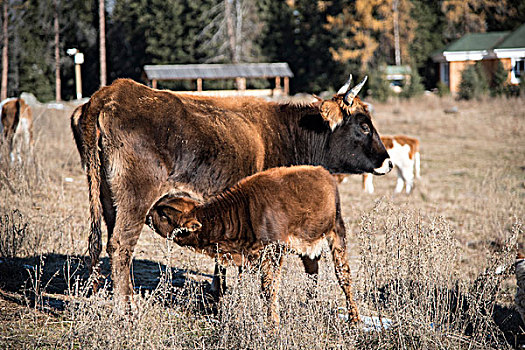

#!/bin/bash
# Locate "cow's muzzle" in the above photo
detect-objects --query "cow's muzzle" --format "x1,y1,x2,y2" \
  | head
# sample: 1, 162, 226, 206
373, 159, 393, 175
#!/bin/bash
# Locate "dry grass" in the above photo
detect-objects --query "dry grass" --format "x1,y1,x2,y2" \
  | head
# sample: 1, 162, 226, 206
0, 95, 523, 349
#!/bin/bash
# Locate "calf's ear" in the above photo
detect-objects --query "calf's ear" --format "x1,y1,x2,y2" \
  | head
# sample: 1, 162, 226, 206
154, 195, 197, 214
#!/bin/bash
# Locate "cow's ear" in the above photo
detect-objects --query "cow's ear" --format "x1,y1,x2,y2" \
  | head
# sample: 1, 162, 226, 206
319, 101, 344, 131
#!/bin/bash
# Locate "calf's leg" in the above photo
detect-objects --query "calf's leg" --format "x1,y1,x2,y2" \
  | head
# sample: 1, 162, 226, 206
327, 218, 360, 323
260, 245, 284, 325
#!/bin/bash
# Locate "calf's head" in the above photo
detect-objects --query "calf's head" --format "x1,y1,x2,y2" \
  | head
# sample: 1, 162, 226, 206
313, 75, 392, 175
147, 195, 202, 238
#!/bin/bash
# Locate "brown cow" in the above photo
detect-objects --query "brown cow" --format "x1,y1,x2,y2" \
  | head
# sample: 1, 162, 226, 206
147, 165, 359, 325
70, 75, 392, 304
0, 98, 33, 163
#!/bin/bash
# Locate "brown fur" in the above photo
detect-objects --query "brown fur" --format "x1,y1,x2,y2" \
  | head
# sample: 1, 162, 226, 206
70, 78, 390, 302
1, 98, 33, 160
147, 166, 360, 325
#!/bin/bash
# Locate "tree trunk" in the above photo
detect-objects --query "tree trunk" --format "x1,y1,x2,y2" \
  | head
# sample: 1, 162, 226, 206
54, 0, 61, 101
225, 0, 237, 63
393, 0, 401, 66
99, 0, 106, 87
1, 0, 8, 101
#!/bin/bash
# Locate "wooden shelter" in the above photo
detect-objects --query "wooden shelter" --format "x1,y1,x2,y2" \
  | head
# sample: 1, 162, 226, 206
143, 63, 293, 96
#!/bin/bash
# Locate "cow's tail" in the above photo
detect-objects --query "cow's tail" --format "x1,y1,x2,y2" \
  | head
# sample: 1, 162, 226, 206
71, 102, 103, 282
413, 141, 421, 179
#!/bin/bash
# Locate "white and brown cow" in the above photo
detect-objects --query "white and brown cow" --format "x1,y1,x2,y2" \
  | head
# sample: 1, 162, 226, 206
362, 135, 420, 194
147, 165, 359, 325
0, 98, 33, 163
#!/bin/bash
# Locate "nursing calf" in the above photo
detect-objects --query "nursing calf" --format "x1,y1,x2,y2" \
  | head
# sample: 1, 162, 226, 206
0, 98, 33, 163
147, 165, 359, 325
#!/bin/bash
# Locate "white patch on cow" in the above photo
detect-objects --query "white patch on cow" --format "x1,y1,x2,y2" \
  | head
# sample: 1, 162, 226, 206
373, 158, 392, 175
286, 236, 326, 259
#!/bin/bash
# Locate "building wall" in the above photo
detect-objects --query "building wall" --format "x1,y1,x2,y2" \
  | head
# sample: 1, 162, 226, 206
449, 60, 474, 93
447, 58, 513, 93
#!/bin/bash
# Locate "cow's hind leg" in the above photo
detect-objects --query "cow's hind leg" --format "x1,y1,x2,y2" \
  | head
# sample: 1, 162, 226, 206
260, 244, 284, 326
327, 217, 359, 323
91, 175, 116, 292
106, 168, 162, 307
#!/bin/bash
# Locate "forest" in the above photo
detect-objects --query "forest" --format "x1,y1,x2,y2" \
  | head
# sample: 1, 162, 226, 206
1, 0, 524, 101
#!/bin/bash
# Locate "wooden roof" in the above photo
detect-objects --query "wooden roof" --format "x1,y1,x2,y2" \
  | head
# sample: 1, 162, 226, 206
144, 63, 294, 81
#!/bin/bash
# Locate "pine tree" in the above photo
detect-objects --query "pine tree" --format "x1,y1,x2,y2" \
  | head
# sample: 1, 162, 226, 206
409, 0, 445, 88
288, 0, 342, 93
440, 0, 511, 40
491, 60, 507, 96
400, 66, 425, 98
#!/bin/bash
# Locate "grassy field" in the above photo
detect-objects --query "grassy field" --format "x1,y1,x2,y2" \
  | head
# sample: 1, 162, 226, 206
0, 93, 524, 349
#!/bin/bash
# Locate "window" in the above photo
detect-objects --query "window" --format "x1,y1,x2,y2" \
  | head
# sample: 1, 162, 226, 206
440, 63, 449, 85
514, 59, 524, 78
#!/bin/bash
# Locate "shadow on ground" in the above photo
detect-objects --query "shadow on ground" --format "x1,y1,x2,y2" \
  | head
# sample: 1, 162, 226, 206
0, 254, 523, 348
0, 253, 216, 314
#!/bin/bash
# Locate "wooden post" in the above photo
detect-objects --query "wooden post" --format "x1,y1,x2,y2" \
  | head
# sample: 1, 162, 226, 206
284, 77, 289, 95
99, 0, 107, 87
275, 76, 281, 89
197, 78, 202, 92
75, 63, 82, 99
54, 0, 61, 101
152, 79, 157, 89
1, 1, 8, 101
236, 77, 246, 91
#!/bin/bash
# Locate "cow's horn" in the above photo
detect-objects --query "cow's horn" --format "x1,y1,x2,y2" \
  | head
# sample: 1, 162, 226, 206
336, 74, 353, 95
344, 76, 368, 106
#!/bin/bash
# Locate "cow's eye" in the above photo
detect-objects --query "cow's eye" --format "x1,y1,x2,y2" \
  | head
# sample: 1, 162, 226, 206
360, 123, 370, 134
159, 209, 169, 221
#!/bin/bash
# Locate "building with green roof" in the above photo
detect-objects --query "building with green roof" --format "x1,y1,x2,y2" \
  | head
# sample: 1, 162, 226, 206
432, 24, 525, 93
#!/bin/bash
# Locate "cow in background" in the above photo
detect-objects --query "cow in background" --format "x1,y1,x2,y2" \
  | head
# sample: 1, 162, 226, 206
363, 135, 420, 194
71, 75, 392, 304
337, 135, 420, 194
0, 98, 34, 163
147, 166, 360, 325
